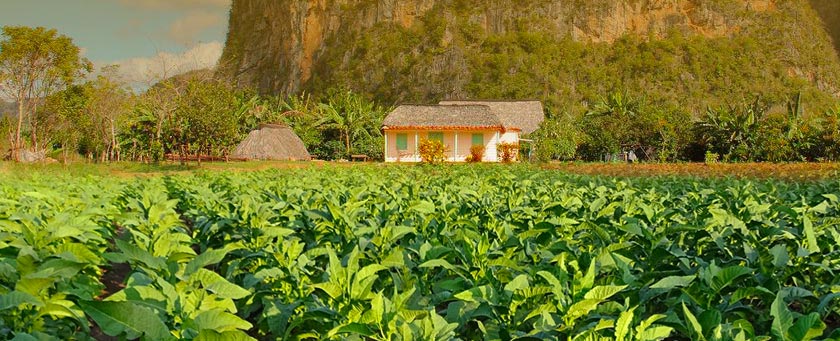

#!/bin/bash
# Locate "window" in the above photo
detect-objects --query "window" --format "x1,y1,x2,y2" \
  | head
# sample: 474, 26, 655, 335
428, 132, 444, 143
471, 133, 484, 146
396, 133, 408, 151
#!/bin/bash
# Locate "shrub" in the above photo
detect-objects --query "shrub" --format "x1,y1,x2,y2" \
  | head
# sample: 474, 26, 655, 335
705, 151, 719, 164
497, 142, 519, 163
466, 145, 485, 162
419, 139, 446, 163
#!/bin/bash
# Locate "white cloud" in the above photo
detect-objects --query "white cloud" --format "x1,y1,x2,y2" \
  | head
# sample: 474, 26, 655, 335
168, 11, 225, 44
168, 10, 225, 45
104, 41, 224, 87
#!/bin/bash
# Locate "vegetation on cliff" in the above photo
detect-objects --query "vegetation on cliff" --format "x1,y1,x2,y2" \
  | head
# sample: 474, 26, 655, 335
222, 0, 840, 115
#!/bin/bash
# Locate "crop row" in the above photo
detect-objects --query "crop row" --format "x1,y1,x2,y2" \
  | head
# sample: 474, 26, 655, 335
0, 166, 838, 340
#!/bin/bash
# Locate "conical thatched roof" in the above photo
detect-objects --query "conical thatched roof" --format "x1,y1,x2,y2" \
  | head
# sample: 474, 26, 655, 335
233, 124, 311, 161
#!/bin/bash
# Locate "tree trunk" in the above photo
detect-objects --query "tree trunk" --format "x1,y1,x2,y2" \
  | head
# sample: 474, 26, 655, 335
14, 95, 23, 161
30, 102, 38, 153
345, 131, 351, 156
110, 119, 117, 162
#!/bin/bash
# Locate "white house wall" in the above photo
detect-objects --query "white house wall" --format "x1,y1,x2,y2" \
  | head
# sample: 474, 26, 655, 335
384, 130, 515, 163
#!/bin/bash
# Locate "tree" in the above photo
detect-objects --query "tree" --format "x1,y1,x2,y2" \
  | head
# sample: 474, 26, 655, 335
695, 98, 768, 161
317, 90, 385, 158
85, 67, 133, 162
0, 26, 90, 160
532, 110, 582, 161
165, 79, 240, 163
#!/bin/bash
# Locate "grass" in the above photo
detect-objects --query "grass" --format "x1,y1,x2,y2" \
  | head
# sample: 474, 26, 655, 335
543, 161, 840, 181
2, 161, 840, 182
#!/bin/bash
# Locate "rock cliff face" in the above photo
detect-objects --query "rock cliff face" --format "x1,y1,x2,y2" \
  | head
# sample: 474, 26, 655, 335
220, 0, 840, 110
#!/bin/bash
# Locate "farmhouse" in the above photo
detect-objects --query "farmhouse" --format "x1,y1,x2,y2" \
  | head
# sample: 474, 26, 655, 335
382, 100, 544, 162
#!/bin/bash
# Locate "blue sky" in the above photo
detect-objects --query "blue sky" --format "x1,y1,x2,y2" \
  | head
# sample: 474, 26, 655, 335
0, 0, 231, 83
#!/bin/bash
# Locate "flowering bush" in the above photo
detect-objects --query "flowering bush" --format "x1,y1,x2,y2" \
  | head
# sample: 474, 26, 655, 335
497, 142, 519, 163
466, 145, 485, 162
419, 139, 446, 163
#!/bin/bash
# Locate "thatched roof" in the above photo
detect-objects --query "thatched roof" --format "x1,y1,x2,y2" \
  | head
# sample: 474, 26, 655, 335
382, 105, 503, 130
439, 100, 545, 134
233, 124, 311, 161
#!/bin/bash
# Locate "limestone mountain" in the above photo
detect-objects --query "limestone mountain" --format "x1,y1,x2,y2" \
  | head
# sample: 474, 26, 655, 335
220, 0, 840, 113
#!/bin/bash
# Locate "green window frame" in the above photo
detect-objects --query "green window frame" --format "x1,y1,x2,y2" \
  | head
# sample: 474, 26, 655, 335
428, 132, 444, 143
471, 133, 484, 146
396, 133, 408, 151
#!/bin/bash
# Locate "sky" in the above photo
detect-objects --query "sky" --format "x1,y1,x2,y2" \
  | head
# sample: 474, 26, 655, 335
0, 0, 231, 86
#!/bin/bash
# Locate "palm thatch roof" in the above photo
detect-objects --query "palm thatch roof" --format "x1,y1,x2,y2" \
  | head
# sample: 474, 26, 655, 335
233, 124, 311, 161
382, 105, 503, 130
438, 100, 545, 134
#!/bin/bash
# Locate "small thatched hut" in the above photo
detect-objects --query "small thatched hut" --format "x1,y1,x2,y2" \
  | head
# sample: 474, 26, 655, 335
233, 124, 311, 161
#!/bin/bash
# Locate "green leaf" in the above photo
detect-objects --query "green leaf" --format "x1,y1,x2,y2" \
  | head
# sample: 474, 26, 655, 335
650, 275, 695, 290
802, 216, 821, 254
565, 299, 601, 323
194, 330, 256, 341
637, 326, 673, 341
0, 291, 43, 310
185, 248, 232, 276
355, 264, 387, 281
116, 239, 166, 270
192, 269, 250, 299
503, 274, 530, 294
711, 266, 753, 293
193, 309, 253, 332
80, 300, 170, 340
584, 285, 627, 300
682, 303, 705, 341
770, 245, 790, 268
328, 323, 375, 337
771, 291, 795, 340
615, 306, 635, 341
454, 285, 497, 304
9, 333, 39, 341
788, 312, 825, 341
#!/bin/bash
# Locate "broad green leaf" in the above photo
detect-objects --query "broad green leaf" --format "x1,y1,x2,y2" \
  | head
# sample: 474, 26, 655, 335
615, 306, 635, 341
788, 312, 824, 341
637, 326, 673, 341
355, 264, 387, 281
193, 309, 253, 332
565, 298, 601, 323
584, 285, 626, 300
0, 291, 43, 310
802, 216, 820, 254
504, 274, 530, 293
682, 303, 705, 341
192, 269, 250, 299
327, 323, 375, 338
650, 275, 695, 290
194, 330, 256, 341
711, 266, 754, 293
771, 291, 795, 340
185, 248, 232, 276
80, 300, 170, 340
454, 285, 496, 304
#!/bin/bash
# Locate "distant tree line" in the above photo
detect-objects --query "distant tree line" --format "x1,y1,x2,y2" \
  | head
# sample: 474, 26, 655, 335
2, 25, 839, 164
0, 26, 388, 163
531, 91, 840, 163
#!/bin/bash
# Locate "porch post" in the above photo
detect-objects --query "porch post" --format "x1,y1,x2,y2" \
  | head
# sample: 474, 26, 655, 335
384, 131, 388, 161
454, 132, 459, 162
415, 132, 419, 162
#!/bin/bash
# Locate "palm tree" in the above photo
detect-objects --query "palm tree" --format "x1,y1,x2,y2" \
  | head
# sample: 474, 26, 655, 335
317, 90, 382, 156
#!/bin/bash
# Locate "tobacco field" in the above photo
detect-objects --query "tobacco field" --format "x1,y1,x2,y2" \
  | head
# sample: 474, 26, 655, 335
0, 165, 839, 340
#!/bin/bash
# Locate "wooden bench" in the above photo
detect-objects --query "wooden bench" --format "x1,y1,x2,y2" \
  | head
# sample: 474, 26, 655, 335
351, 154, 370, 162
